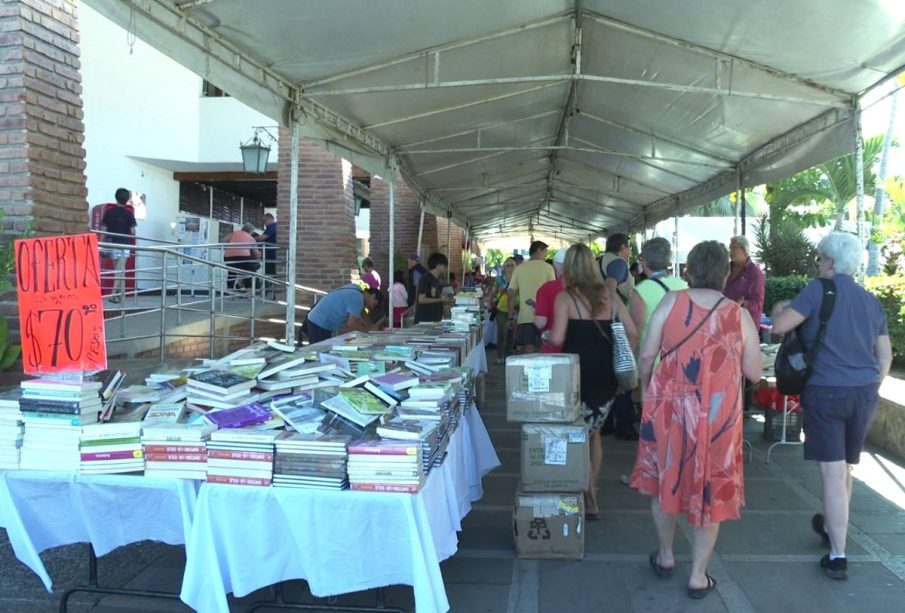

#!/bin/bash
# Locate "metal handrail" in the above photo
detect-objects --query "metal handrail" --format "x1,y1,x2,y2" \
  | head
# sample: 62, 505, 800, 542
97, 241, 328, 361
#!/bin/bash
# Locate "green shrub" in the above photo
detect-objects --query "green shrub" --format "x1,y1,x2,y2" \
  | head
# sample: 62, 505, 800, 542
764, 275, 809, 314
866, 275, 905, 363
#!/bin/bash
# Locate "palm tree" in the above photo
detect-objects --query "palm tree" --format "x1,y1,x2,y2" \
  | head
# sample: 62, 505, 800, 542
764, 136, 885, 230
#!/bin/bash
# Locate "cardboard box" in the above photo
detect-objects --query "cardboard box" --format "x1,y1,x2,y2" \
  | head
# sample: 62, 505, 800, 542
506, 354, 580, 423
520, 421, 589, 492
513, 491, 584, 559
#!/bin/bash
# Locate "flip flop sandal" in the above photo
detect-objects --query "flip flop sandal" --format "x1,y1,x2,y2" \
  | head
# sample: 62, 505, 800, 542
687, 574, 717, 599
649, 551, 673, 579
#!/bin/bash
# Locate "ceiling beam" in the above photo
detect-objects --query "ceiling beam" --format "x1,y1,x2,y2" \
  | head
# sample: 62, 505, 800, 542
309, 74, 847, 109
399, 110, 561, 149
415, 136, 554, 177
304, 13, 571, 88
568, 137, 703, 184
578, 111, 735, 164
559, 157, 673, 195
363, 81, 567, 129
173, 171, 278, 182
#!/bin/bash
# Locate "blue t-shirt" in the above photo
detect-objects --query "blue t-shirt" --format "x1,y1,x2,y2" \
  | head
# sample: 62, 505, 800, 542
604, 258, 628, 284
262, 222, 277, 260
790, 274, 888, 387
307, 284, 364, 333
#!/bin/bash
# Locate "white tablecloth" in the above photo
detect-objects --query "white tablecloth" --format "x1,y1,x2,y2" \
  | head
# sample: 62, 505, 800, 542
465, 342, 487, 375
180, 403, 500, 613
0, 471, 198, 591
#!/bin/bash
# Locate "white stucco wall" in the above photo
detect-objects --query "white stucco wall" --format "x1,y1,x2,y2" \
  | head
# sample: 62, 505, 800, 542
79, 4, 278, 289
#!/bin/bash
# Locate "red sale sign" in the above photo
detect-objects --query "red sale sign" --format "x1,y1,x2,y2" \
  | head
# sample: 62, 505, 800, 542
15, 234, 107, 374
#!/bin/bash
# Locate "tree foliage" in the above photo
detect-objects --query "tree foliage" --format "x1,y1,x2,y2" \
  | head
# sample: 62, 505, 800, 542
764, 136, 885, 230
752, 213, 817, 277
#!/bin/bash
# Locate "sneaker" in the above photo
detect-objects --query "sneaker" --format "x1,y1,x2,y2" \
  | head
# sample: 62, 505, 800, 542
811, 514, 831, 547
820, 554, 847, 580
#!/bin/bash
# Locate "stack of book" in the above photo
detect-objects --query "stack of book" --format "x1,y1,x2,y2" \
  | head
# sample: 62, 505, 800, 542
272, 431, 350, 490
186, 370, 256, 409
19, 378, 103, 471
79, 422, 143, 474
376, 417, 441, 474
206, 428, 279, 487
347, 439, 425, 493
142, 422, 216, 480
0, 389, 23, 469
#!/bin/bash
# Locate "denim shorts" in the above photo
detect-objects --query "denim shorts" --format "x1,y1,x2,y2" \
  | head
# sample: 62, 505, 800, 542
515, 323, 540, 347
801, 383, 880, 464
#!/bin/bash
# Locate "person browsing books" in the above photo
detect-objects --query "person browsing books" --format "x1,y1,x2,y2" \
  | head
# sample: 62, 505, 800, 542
415, 252, 453, 324
306, 284, 385, 344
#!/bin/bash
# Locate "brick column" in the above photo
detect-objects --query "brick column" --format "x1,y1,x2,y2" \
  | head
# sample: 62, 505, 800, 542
435, 217, 465, 279
0, 0, 89, 356
0, 0, 89, 237
368, 172, 421, 288
277, 131, 359, 295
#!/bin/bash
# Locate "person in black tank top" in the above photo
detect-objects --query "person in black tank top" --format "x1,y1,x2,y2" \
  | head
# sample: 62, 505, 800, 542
547, 244, 638, 519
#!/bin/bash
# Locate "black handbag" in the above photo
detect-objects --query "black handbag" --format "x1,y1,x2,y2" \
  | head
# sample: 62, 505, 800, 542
774, 278, 836, 395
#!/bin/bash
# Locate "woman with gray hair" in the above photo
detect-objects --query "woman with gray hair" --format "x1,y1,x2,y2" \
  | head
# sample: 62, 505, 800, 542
630, 240, 762, 599
772, 232, 892, 581
629, 237, 688, 364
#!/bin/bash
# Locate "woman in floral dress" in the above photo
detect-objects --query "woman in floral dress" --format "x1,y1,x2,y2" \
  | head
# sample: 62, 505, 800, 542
630, 241, 762, 599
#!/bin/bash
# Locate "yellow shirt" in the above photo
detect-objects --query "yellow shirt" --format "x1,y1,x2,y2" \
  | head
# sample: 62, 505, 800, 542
508, 259, 555, 325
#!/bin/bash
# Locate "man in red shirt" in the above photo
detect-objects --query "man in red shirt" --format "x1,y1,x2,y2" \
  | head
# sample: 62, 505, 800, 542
534, 248, 567, 353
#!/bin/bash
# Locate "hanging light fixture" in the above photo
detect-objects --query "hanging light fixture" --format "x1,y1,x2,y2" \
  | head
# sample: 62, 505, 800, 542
239, 127, 276, 174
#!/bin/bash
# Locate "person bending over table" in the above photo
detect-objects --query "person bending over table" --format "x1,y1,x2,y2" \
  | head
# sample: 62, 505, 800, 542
771, 232, 891, 581
305, 284, 385, 344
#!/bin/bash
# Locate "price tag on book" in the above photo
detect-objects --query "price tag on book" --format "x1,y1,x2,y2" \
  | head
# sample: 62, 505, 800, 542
544, 435, 567, 465
16, 233, 107, 374
525, 364, 552, 393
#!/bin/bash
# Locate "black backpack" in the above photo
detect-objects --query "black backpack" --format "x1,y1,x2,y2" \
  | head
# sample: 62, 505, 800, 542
774, 278, 836, 395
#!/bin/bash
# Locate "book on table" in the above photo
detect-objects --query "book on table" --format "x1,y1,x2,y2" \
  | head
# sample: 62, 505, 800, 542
369, 372, 419, 391
203, 402, 272, 429
376, 418, 438, 441
187, 370, 256, 395
257, 353, 309, 380
320, 394, 381, 428
143, 402, 186, 424
270, 403, 326, 434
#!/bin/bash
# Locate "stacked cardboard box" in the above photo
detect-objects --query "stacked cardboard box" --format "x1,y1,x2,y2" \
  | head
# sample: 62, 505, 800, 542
506, 354, 587, 559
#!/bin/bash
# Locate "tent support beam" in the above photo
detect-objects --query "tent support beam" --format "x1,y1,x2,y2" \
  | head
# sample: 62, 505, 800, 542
854, 102, 866, 277
579, 111, 735, 164
364, 81, 567, 129
582, 9, 852, 101
312, 74, 847, 107
416, 136, 555, 177
404, 144, 729, 169
400, 110, 561, 149
304, 14, 572, 88
388, 173, 395, 328
285, 120, 299, 345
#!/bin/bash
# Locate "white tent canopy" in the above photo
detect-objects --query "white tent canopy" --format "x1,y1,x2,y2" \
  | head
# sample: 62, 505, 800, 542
86, 0, 905, 242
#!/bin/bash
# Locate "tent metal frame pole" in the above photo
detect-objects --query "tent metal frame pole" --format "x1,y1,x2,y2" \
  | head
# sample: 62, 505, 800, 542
286, 121, 300, 345
854, 102, 866, 280
416, 203, 425, 257
388, 174, 395, 328
446, 213, 452, 279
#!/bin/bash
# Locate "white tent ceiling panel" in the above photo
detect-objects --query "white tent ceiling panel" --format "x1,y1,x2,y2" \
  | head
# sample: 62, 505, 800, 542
582, 0, 904, 93
89, 0, 905, 239
191, 0, 572, 83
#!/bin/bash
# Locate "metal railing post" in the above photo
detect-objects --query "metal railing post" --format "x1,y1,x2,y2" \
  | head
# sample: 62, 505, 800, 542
177, 248, 184, 324
250, 276, 257, 341
159, 251, 167, 363
209, 264, 216, 359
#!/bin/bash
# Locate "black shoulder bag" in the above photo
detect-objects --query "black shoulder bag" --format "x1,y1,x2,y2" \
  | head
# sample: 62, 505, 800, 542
774, 278, 836, 395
